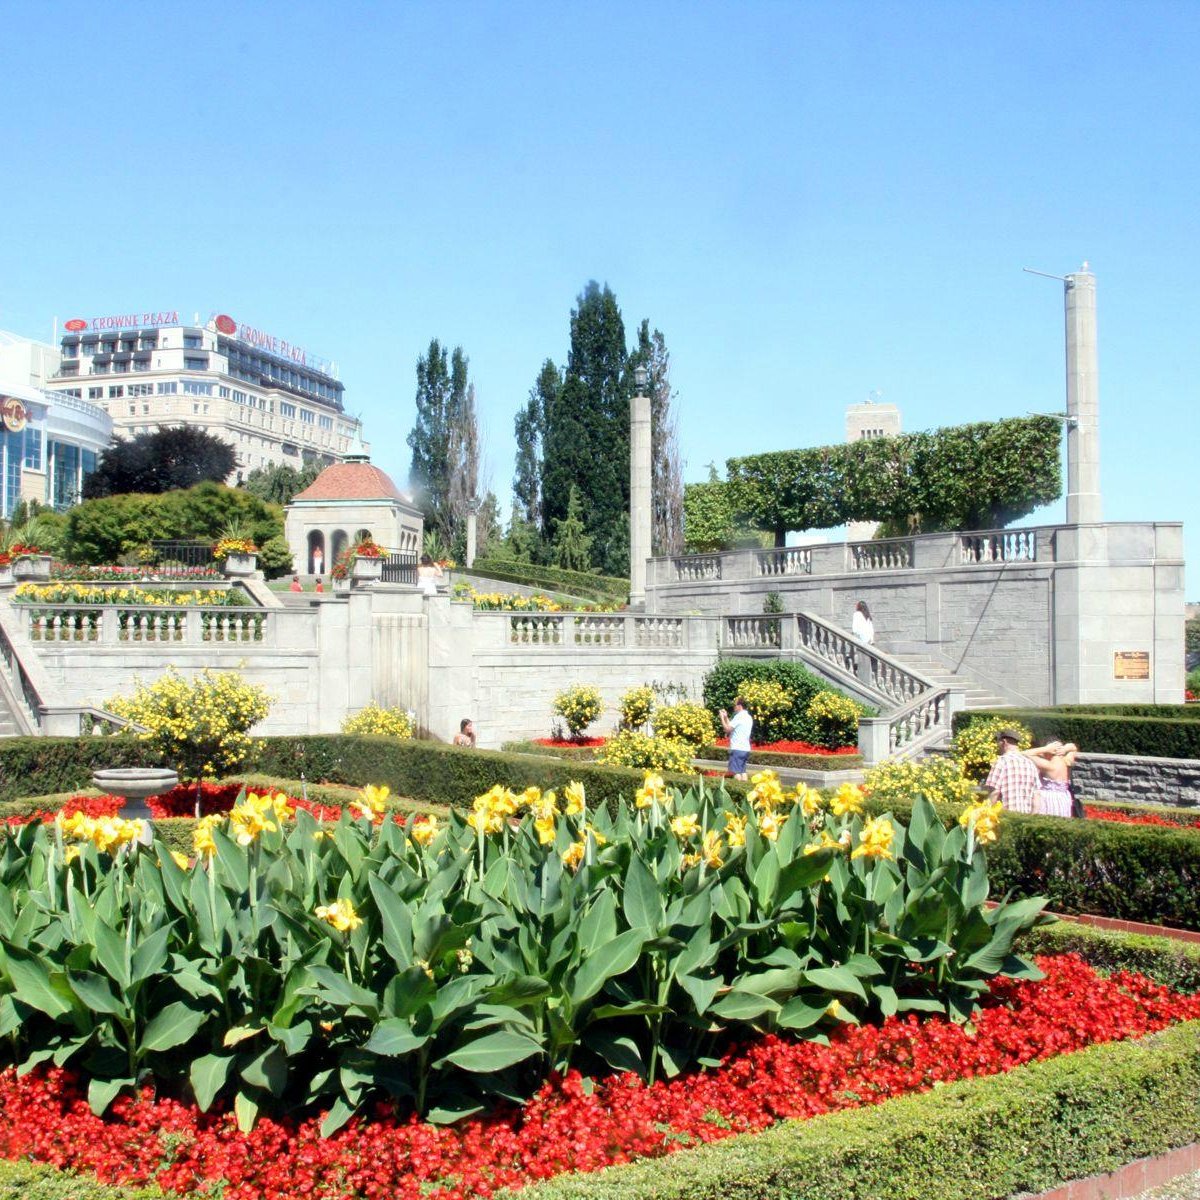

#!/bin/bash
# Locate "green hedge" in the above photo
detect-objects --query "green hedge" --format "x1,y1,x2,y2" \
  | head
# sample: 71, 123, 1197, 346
698, 744, 864, 771
953, 707, 1200, 759
0, 736, 153, 804
0, 1160, 163, 1199
467, 557, 630, 601
500, 740, 602, 761
1020, 921, 1200, 994
507, 1020, 1200, 1200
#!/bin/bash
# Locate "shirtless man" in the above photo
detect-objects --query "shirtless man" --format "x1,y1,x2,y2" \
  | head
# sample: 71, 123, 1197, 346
1023, 741, 1079, 818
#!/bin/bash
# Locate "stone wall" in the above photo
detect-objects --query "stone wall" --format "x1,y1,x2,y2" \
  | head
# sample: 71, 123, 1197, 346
1072, 752, 1200, 808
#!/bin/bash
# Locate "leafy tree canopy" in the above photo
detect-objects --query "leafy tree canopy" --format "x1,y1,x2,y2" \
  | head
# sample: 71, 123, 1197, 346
242, 461, 322, 507
82, 427, 236, 499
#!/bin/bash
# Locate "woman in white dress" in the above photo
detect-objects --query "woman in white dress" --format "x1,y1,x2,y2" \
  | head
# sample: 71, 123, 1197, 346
852, 600, 874, 645
416, 554, 443, 597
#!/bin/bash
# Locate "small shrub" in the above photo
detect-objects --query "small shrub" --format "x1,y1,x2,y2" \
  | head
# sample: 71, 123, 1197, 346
762, 590, 784, 614
652, 702, 717, 749
106, 668, 271, 781
736, 678, 794, 744
341, 704, 413, 739
805, 690, 865, 750
952, 716, 1033, 781
703, 658, 827, 742
596, 730, 697, 773
618, 685, 655, 731
553, 684, 603, 740
862, 756, 977, 809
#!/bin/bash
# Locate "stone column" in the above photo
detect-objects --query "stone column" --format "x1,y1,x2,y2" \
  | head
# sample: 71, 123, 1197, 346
465, 498, 479, 569
1065, 264, 1101, 524
629, 390, 652, 608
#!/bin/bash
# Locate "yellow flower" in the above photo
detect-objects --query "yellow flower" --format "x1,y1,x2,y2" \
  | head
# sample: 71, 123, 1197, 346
793, 784, 824, 817
563, 781, 586, 816
229, 802, 276, 846
758, 810, 786, 841
723, 812, 747, 848
350, 783, 390, 820
466, 796, 506, 836
959, 797, 1003, 845
851, 815, 896, 861
701, 829, 724, 869
409, 815, 441, 846
312, 829, 336, 841
681, 852, 702, 869
315, 899, 363, 932
804, 829, 843, 856
170, 850, 190, 870
561, 840, 586, 871
63, 845, 81, 865
529, 791, 559, 821
748, 770, 787, 812
826, 999, 843, 1019
584, 824, 608, 847
831, 783, 865, 817
670, 813, 701, 839
635, 772, 668, 809
519, 786, 543, 809
534, 815, 557, 846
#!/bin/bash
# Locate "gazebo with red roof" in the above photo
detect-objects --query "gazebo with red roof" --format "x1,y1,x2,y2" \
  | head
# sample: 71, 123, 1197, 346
283, 434, 423, 577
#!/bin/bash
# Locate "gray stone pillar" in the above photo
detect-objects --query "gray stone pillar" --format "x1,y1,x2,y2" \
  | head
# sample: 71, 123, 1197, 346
465, 499, 479, 569
629, 390, 652, 607
1065, 265, 1101, 524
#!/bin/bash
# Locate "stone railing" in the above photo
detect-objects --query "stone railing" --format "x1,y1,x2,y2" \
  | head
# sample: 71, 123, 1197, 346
849, 538, 914, 571
858, 688, 955, 762
0, 615, 42, 731
502, 612, 698, 650
959, 527, 1040, 564
755, 548, 811, 577
18, 605, 272, 646
723, 615, 782, 651
670, 554, 723, 582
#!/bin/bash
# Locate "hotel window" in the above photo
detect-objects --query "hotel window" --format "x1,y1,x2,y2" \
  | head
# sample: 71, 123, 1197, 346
300, 409, 314, 424
24, 426, 42, 471
93, 363, 109, 374
182, 381, 213, 396
88, 387, 103, 400
142, 404, 150, 415
183, 334, 202, 349
64, 388, 82, 398
113, 361, 129, 374
130, 384, 152, 397
133, 360, 150, 371
218, 386, 230, 398
183, 356, 207, 370
62, 343, 78, 358
280, 402, 296, 418
233, 390, 249, 405
318, 415, 333, 430
59, 362, 79, 375
108, 386, 125, 398
81, 342, 96, 357
156, 382, 178, 395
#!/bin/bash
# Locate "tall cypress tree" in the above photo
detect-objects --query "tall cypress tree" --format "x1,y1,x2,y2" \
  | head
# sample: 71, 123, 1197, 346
629, 319, 684, 556
513, 359, 558, 530
541, 282, 630, 575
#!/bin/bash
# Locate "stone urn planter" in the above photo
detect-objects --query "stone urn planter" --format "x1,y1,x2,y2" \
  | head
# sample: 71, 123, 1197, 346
0, 562, 12, 587
12, 554, 52, 582
222, 552, 258, 578
92, 767, 180, 836
332, 576, 351, 594
351, 555, 384, 583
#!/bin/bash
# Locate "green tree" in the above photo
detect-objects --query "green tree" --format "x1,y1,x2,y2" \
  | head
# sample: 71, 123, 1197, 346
629, 320, 684, 556
513, 360, 557, 531
446, 380, 480, 546
242, 462, 321, 506
552, 484, 592, 571
542, 282, 630, 575
83, 427, 236, 499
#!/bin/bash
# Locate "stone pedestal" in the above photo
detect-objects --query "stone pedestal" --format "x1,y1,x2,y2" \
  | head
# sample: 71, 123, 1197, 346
1065, 266, 1101, 524
222, 553, 258, 579
629, 391, 652, 607
12, 555, 51, 582
351, 556, 383, 584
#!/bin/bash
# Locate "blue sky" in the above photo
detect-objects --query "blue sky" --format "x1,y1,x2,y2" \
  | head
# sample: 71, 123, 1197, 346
3, 1, 1197, 593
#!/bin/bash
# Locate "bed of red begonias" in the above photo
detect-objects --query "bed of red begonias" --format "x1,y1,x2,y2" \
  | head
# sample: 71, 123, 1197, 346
1084, 804, 1200, 830
711, 737, 859, 755
532, 737, 608, 749
0, 955, 1196, 1200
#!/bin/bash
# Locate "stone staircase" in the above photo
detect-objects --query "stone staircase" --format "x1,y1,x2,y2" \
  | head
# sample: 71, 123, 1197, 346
0, 677, 27, 737
879, 651, 1011, 711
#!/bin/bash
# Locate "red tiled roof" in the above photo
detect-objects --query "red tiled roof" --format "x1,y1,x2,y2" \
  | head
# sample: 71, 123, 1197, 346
292, 462, 406, 502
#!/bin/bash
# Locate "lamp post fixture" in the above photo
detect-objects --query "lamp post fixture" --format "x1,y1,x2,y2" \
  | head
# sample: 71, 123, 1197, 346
465, 494, 481, 569
629, 365, 652, 609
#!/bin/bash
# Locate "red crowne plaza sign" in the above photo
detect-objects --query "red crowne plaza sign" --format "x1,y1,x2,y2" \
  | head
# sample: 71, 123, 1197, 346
65, 311, 180, 332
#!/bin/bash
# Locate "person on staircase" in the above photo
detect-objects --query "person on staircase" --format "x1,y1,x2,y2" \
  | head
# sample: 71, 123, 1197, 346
852, 600, 875, 645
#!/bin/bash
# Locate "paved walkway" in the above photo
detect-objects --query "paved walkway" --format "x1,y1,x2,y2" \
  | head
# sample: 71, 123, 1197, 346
1135, 1174, 1200, 1199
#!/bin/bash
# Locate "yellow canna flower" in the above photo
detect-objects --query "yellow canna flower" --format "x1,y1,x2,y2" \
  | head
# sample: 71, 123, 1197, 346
635, 772, 668, 809
170, 850, 190, 870
959, 797, 1003, 845
723, 812, 747, 848
561, 841, 586, 871
804, 829, 844, 856
681, 852, 702, 869
533, 815, 557, 846
193, 816, 221, 858
793, 784, 824, 817
529, 791, 559, 822
229, 802, 276, 847
315, 899, 363, 932
831, 783, 865, 817
851, 815, 896, 861
758, 810, 786, 841
409, 814, 441, 846
826, 999, 843, 1019
670, 813, 701, 839
350, 783, 390, 820
63, 845, 81, 865
562, 781, 586, 816
700, 829, 724, 869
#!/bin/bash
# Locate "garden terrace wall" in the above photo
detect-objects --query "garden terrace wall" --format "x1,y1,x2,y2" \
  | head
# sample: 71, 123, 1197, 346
508, 1021, 1200, 1200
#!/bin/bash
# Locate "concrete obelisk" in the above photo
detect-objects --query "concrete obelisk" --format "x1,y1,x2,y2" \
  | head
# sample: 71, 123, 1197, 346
1064, 263, 1101, 524
629, 369, 652, 608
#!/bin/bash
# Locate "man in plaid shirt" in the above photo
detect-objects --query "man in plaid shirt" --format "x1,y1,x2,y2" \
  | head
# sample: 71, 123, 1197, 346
985, 728, 1041, 814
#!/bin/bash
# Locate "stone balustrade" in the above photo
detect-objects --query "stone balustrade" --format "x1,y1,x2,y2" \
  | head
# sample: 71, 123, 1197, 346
17, 604, 275, 647
858, 688, 959, 763
494, 611, 701, 650
755, 548, 812, 577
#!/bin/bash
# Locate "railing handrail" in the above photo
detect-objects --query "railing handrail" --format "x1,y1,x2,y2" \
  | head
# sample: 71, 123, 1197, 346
793, 610, 939, 694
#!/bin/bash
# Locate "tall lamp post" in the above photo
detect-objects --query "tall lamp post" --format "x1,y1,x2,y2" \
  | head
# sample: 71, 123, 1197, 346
629, 364, 652, 609
465, 494, 480, 569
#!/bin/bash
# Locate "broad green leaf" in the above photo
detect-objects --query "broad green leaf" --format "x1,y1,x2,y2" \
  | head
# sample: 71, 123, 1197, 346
240, 1045, 289, 1097
677, 972, 722, 1016
576, 891, 617, 958
710, 989, 780, 1021
67, 971, 127, 1018
733, 967, 802, 999
364, 1018, 428, 1057
803, 966, 867, 1000
623, 854, 663, 932
437, 1029, 541, 1074
3, 946, 73, 1018
874, 984, 899, 1016
570, 927, 646, 1006
87, 1075, 132, 1116
190, 1053, 235, 1111
212, 826, 250, 894
751, 850, 780, 910
777, 995, 827, 1030
131, 925, 172, 985
234, 1089, 259, 1134
584, 1030, 647, 1077
91, 921, 129, 990
368, 872, 414, 967
307, 966, 381, 1017
142, 1001, 206, 1053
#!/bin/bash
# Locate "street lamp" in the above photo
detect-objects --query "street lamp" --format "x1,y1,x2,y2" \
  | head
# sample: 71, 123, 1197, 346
633, 364, 648, 395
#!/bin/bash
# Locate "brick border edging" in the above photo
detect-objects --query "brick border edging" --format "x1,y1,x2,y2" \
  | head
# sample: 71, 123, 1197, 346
1063, 912, 1200, 946
1027, 1141, 1199, 1199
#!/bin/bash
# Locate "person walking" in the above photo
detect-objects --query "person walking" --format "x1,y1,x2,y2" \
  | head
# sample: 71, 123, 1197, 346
1024, 741, 1081, 817
719, 696, 754, 781
984, 728, 1041, 814
852, 600, 875, 645
417, 554, 443, 597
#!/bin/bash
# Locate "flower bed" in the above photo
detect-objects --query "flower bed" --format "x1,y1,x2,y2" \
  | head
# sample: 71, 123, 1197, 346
703, 739, 863, 770
51, 563, 223, 582
0, 956, 1194, 1199
2, 794, 125, 827
1086, 804, 1200, 830
710, 738, 858, 756
12, 583, 242, 606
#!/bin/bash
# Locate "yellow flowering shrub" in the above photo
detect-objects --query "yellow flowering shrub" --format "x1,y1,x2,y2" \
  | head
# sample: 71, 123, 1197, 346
107, 667, 271, 781
596, 730, 697, 774
736, 678, 794, 743
652, 701, 716, 749
863, 755, 976, 808
805, 689, 866, 750
552, 684, 603, 739
952, 716, 1033, 781
618, 685, 655, 731
342, 704, 414, 739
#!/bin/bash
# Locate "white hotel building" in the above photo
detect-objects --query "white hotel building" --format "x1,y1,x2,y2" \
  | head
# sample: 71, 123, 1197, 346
41, 309, 365, 480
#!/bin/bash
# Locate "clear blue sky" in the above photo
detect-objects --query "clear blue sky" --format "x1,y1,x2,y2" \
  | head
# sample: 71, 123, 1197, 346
3, 2, 1197, 593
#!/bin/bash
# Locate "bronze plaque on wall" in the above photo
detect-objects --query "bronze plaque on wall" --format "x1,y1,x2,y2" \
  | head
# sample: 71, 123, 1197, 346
1113, 651, 1151, 680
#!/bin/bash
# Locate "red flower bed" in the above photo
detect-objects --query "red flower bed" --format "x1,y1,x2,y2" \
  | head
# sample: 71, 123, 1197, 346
532, 737, 607, 748
1085, 804, 1200, 830
3, 794, 125, 828
0, 956, 1195, 1200
712, 737, 858, 756
146, 783, 346, 823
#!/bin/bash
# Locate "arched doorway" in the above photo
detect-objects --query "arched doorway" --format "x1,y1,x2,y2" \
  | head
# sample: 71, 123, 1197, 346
354, 527, 373, 544
307, 530, 326, 576
330, 529, 348, 565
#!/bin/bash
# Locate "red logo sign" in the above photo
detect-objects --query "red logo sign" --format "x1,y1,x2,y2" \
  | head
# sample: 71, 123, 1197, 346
64, 319, 87, 332
1, 397, 28, 434
215, 314, 237, 335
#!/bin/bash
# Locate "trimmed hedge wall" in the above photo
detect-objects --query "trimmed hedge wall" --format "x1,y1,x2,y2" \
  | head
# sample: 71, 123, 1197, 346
0, 736, 153, 804
953, 707, 1200, 759
1020, 921, 1200, 994
698, 744, 864, 771
506, 1020, 1200, 1200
